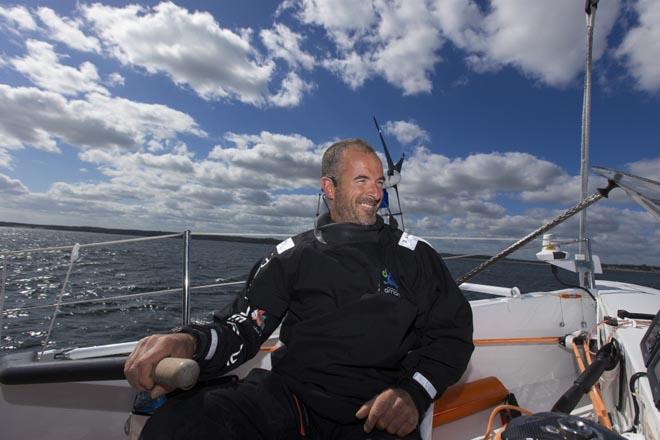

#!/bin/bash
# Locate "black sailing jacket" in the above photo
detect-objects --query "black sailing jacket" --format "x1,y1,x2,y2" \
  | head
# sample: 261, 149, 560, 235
184, 216, 474, 423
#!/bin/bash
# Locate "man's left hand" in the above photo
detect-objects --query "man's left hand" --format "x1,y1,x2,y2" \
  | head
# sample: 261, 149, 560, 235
355, 388, 419, 437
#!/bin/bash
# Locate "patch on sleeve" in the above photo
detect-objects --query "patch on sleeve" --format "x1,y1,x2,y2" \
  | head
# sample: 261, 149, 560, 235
276, 237, 295, 254
398, 232, 433, 251
398, 232, 419, 250
413, 371, 438, 399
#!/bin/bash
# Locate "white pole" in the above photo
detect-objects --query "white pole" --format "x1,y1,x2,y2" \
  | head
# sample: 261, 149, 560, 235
579, 1, 597, 287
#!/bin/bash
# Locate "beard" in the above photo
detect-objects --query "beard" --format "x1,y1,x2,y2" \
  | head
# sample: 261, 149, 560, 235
334, 194, 379, 225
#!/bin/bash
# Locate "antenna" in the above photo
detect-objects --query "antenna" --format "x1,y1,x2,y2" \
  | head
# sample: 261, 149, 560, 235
373, 117, 406, 230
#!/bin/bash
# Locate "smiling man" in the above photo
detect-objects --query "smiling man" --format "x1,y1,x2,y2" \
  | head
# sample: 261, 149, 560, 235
320, 140, 385, 225
125, 139, 473, 440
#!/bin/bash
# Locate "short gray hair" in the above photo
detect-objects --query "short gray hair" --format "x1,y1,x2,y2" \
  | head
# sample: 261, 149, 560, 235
321, 139, 377, 180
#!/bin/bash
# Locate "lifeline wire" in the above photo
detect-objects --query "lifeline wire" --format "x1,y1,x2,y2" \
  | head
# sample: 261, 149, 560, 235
1, 281, 246, 314
2, 233, 182, 257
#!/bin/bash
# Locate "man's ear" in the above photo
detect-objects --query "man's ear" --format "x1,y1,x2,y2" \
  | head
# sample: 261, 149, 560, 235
320, 176, 335, 200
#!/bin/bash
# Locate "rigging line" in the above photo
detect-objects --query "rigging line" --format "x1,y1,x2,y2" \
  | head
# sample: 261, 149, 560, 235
1, 281, 246, 314
39, 243, 80, 360
1, 232, 183, 256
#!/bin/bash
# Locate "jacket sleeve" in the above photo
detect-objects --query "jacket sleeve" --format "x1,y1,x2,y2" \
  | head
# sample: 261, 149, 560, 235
178, 244, 296, 379
395, 244, 474, 416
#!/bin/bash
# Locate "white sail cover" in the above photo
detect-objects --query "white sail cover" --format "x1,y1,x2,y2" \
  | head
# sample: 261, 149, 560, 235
593, 166, 660, 221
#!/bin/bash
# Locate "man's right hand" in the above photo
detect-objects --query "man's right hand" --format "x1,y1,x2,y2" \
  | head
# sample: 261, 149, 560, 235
124, 333, 196, 399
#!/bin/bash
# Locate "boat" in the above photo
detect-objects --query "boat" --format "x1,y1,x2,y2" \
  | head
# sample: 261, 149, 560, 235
1, 207, 658, 440
1, 2, 660, 440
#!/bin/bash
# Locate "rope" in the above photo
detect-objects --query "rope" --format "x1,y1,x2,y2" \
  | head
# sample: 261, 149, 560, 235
0, 233, 182, 257
39, 244, 80, 360
1, 281, 246, 314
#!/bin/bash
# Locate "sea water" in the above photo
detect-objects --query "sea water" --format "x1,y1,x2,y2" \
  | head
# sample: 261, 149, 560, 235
1, 227, 658, 354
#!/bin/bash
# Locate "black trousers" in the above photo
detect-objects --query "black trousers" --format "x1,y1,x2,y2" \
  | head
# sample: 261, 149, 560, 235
141, 369, 422, 440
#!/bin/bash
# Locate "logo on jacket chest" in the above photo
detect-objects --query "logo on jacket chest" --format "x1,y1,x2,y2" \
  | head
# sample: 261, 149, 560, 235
379, 268, 400, 297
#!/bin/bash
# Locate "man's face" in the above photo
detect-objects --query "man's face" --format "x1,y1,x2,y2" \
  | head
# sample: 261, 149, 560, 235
323, 148, 385, 225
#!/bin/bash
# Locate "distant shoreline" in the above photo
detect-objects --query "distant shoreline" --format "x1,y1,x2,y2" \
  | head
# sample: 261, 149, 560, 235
1, 221, 658, 273
0, 221, 279, 245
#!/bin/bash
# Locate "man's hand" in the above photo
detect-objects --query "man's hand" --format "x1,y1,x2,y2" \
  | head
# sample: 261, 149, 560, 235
124, 333, 196, 399
355, 388, 419, 437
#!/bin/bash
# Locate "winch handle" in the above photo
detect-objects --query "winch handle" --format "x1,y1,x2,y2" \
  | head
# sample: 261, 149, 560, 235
153, 357, 199, 390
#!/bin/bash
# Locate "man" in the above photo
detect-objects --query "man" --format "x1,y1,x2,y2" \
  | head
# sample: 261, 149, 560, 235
125, 139, 473, 439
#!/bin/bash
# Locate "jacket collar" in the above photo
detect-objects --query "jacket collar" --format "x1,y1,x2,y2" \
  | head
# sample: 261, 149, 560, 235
316, 213, 384, 244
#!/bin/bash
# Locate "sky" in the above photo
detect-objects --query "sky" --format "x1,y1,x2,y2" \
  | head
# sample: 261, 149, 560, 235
0, 0, 658, 266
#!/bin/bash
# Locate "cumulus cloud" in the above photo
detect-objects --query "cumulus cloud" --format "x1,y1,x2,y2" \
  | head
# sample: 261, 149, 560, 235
383, 120, 430, 145
0, 147, 11, 169
36, 7, 101, 53
106, 72, 125, 87
4, 130, 326, 234
519, 174, 582, 204
401, 148, 564, 200
0, 5, 37, 31
81, 2, 287, 107
443, 0, 620, 87
288, 0, 622, 92
0, 85, 204, 154
294, 0, 376, 49
205, 131, 322, 190
268, 71, 314, 107
11, 40, 108, 96
0, 173, 28, 194
616, 0, 660, 93
294, 0, 443, 94
321, 52, 371, 89
260, 23, 315, 70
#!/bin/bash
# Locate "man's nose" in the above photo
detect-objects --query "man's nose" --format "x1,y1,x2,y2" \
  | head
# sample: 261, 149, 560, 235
366, 181, 382, 199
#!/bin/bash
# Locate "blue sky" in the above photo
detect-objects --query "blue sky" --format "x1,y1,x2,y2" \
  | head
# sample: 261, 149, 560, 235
0, 0, 658, 265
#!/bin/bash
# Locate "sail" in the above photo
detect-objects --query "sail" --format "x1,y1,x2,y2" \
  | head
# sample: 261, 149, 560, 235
593, 166, 660, 221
